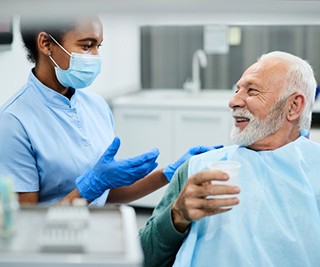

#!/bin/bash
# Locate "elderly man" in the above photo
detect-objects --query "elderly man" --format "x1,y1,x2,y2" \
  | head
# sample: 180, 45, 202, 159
139, 51, 320, 267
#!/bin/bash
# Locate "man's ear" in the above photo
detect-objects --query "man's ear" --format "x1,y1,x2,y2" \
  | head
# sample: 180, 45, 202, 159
286, 93, 305, 122
37, 32, 53, 57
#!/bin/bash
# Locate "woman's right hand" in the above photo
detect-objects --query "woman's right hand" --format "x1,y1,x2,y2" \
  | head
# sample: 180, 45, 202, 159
75, 137, 159, 201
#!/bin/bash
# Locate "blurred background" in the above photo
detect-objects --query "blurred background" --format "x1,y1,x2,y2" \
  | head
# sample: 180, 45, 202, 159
2, 0, 320, 102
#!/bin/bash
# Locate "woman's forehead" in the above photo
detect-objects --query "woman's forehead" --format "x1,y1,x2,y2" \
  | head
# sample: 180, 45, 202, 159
62, 17, 103, 42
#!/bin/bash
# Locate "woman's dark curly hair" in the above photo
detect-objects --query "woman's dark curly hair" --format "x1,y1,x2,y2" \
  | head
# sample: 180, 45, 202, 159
20, 16, 77, 63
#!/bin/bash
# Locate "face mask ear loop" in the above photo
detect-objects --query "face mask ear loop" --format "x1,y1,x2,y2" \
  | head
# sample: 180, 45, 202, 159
48, 34, 72, 57
47, 51, 60, 68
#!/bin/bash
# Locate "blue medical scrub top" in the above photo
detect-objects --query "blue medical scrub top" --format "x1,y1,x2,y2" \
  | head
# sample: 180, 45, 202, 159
0, 71, 115, 205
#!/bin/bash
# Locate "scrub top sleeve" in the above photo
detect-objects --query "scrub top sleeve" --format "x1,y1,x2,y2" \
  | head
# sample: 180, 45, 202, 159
0, 113, 39, 191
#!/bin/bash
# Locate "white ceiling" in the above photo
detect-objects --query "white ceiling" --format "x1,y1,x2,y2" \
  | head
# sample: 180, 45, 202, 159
2, 0, 320, 25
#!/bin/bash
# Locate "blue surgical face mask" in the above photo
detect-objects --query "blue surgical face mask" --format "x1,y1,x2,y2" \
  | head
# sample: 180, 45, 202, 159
48, 34, 102, 89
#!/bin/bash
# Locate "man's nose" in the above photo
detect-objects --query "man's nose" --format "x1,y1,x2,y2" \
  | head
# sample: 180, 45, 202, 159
228, 90, 246, 109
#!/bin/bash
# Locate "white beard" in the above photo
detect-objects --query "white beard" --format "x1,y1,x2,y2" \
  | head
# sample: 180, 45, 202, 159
230, 100, 286, 146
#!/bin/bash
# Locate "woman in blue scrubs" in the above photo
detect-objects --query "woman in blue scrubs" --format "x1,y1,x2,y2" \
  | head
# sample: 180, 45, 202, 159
0, 16, 216, 206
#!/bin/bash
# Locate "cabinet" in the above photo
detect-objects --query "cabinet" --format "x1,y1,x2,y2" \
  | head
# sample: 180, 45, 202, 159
111, 90, 233, 207
173, 109, 231, 159
112, 107, 173, 208
112, 108, 173, 167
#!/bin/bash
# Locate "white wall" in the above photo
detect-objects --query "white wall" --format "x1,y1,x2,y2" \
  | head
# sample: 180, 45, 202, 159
0, 16, 32, 105
93, 14, 142, 100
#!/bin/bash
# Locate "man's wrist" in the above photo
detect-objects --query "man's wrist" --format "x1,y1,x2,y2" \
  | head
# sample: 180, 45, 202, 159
171, 201, 191, 233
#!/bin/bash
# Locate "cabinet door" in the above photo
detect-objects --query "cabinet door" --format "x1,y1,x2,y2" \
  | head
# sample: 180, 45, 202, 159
173, 109, 232, 159
112, 107, 172, 207
113, 107, 173, 166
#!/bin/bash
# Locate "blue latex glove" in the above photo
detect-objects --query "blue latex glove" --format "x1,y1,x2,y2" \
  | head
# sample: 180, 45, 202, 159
315, 85, 320, 100
76, 137, 159, 201
300, 129, 309, 138
163, 144, 223, 182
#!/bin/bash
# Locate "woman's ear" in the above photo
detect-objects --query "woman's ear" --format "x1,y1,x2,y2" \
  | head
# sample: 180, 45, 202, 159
37, 32, 53, 57
286, 93, 305, 122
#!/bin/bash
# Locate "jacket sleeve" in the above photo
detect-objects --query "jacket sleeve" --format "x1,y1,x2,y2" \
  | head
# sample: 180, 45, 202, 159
0, 112, 39, 191
139, 161, 190, 267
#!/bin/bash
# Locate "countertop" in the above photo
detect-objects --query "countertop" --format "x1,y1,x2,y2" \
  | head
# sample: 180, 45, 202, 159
111, 89, 234, 109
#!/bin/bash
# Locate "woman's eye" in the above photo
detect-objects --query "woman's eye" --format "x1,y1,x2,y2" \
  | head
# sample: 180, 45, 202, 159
82, 44, 92, 50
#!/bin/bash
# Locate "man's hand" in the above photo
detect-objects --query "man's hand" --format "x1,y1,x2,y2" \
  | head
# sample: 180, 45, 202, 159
171, 169, 240, 232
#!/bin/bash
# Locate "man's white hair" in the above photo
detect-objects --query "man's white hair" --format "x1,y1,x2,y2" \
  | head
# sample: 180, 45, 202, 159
258, 51, 316, 130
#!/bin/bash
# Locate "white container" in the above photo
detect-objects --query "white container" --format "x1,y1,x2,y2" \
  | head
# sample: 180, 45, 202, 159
207, 161, 241, 208
207, 160, 241, 187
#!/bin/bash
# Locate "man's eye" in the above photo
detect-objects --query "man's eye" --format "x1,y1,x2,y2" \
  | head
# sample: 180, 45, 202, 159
248, 88, 259, 95
234, 87, 240, 94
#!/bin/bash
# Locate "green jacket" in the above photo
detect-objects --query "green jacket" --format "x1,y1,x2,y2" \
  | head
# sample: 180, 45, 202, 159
139, 161, 190, 267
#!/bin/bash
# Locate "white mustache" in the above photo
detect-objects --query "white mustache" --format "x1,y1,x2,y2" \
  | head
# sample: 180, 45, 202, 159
232, 108, 255, 120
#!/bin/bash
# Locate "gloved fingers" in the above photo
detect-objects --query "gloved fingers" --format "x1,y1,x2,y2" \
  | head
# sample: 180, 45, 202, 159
118, 153, 159, 172
190, 144, 223, 155
209, 144, 224, 150
144, 161, 159, 174
123, 148, 160, 167
114, 161, 159, 187
189, 145, 211, 155
128, 161, 159, 182
100, 137, 121, 161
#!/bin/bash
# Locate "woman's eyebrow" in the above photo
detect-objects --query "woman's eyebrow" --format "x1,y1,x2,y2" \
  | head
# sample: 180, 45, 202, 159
77, 38, 99, 43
